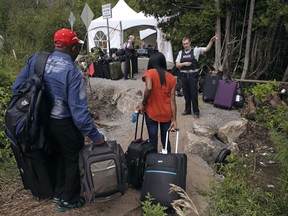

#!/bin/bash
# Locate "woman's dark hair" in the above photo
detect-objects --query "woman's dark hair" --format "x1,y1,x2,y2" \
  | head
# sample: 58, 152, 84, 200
147, 52, 167, 85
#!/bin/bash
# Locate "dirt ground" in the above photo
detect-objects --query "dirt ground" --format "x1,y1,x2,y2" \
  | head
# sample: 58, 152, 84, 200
0, 58, 278, 216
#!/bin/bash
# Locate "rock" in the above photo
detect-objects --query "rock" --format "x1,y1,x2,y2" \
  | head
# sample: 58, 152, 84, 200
242, 95, 257, 119
227, 142, 240, 153
217, 118, 248, 143
185, 132, 227, 165
112, 88, 143, 114
192, 123, 216, 139
270, 93, 285, 107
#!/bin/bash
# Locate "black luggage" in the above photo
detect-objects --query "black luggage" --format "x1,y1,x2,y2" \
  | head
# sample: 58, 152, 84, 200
202, 75, 222, 103
79, 140, 128, 202
140, 129, 187, 208
102, 61, 111, 79
93, 61, 104, 78
12, 145, 56, 200
126, 114, 156, 188
175, 77, 183, 97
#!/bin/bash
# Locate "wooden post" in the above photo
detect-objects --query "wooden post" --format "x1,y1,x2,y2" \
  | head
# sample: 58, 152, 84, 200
234, 79, 288, 84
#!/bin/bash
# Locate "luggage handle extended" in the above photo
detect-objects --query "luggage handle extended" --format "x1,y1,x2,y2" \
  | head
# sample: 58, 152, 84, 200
162, 128, 179, 154
134, 113, 145, 142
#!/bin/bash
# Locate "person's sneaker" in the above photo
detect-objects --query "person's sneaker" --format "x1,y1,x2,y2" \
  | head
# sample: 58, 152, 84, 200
181, 111, 191, 115
194, 114, 200, 118
57, 197, 85, 212
130, 77, 137, 80
53, 197, 62, 203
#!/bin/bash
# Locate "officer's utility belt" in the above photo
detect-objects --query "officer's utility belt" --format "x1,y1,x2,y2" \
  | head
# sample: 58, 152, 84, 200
180, 69, 200, 77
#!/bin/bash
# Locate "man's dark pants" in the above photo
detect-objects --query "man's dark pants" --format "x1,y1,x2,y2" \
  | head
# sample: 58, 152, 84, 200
124, 54, 138, 79
49, 117, 84, 203
181, 74, 199, 115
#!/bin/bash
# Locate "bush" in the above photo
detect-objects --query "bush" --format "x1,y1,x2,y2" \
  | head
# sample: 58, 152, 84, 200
141, 193, 168, 216
0, 54, 17, 170
209, 95, 288, 215
208, 153, 281, 215
245, 81, 280, 101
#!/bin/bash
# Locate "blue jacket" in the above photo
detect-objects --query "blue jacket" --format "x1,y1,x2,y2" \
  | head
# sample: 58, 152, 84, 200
12, 51, 103, 143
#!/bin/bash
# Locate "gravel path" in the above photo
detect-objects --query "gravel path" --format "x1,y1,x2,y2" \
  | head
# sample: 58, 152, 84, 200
85, 59, 242, 215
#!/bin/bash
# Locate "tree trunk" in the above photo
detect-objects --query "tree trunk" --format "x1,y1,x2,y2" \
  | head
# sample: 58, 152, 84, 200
222, 10, 232, 74
282, 65, 288, 81
214, 0, 221, 71
241, 0, 255, 79
233, 0, 249, 76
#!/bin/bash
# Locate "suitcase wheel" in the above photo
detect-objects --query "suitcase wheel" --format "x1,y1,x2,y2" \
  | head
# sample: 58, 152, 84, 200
214, 148, 231, 172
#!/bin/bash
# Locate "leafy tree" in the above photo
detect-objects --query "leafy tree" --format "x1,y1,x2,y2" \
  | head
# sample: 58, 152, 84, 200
137, 0, 288, 80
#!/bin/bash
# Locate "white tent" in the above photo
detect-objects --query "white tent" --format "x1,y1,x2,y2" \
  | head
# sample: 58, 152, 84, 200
87, 0, 173, 62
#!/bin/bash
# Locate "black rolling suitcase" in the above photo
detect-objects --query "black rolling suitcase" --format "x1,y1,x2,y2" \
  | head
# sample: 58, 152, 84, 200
125, 114, 156, 188
93, 61, 104, 78
202, 75, 222, 103
140, 129, 187, 208
11, 145, 56, 200
102, 61, 111, 79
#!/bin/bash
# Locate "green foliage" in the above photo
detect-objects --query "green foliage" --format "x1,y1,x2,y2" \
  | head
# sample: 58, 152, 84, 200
137, 0, 218, 56
0, 55, 16, 169
256, 104, 288, 196
256, 104, 288, 131
4, 7, 72, 57
141, 193, 168, 216
209, 153, 281, 215
254, 0, 288, 30
209, 101, 288, 215
245, 82, 280, 101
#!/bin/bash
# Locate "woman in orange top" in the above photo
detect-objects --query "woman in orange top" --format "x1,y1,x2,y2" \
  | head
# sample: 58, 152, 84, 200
137, 52, 177, 153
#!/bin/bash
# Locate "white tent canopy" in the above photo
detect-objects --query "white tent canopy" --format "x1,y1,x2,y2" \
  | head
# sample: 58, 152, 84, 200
87, 0, 173, 62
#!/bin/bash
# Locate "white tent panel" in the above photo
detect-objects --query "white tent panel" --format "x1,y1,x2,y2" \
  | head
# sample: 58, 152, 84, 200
140, 28, 156, 40
88, 0, 173, 62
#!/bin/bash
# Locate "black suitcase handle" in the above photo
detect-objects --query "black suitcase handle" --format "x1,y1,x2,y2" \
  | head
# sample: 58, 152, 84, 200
134, 113, 145, 141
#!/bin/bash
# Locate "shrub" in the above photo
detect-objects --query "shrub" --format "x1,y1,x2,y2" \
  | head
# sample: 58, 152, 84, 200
141, 193, 168, 216
0, 54, 17, 170
245, 81, 280, 101
208, 153, 281, 215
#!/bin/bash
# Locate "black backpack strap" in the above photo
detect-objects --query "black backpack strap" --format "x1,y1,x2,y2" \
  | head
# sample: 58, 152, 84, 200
33, 52, 50, 151
35, 52, 50, 80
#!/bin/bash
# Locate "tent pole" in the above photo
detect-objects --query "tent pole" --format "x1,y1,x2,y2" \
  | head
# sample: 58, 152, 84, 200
120, 21, 123, 48
106, 18, 111, 57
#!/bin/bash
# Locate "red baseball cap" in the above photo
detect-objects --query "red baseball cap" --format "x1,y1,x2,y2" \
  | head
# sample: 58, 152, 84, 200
54, 28, 84, 47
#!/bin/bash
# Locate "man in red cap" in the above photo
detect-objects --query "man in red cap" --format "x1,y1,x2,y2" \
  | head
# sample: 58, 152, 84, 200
13, 28, 105, 212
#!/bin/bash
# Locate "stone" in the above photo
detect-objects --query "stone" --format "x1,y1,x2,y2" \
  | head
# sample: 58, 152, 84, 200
217, 118, 248, 143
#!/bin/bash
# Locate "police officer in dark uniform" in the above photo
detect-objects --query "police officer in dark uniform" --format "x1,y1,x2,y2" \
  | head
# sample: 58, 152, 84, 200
124, 35, 138, 80
176, 35, 218, 118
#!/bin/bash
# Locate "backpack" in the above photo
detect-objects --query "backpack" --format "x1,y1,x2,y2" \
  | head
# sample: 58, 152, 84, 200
233, 82, 245, 108
4, 52, 51, 153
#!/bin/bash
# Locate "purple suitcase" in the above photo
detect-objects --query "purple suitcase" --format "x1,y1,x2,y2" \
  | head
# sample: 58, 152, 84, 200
213, 80, 237, 110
